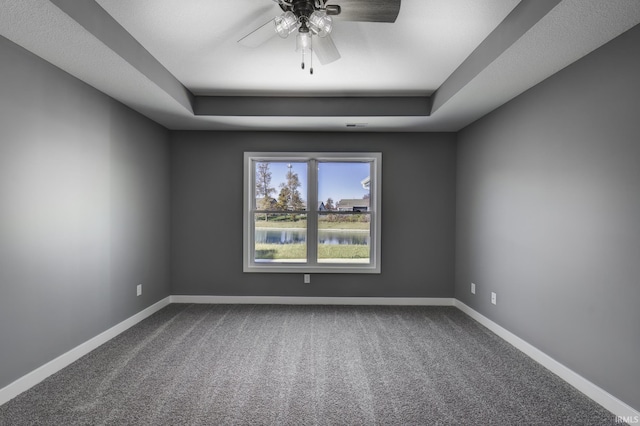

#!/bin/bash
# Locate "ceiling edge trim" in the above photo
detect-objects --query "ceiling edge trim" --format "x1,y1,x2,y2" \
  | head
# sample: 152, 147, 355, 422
194, 96, 432, 117
48, 0, 195, 113
431, 0, 562, 114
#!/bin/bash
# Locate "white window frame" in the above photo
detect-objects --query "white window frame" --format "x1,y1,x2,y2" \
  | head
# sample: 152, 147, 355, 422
243, 152, 382, 274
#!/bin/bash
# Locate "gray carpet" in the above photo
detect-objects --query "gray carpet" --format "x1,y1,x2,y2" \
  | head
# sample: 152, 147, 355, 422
0, 304, 618, 425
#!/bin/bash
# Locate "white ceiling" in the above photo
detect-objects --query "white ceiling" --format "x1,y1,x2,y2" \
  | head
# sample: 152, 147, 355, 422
94, 0, 519, 96
1, 0, 639, 131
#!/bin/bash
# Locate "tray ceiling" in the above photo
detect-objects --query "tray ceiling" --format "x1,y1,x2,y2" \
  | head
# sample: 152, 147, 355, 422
1, 0, 639, 131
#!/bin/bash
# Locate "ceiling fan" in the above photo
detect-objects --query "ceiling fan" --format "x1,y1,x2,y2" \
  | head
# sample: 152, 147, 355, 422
238, 0, 401, 73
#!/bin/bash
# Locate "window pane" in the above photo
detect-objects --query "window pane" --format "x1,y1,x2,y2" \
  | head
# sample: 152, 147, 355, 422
317, 162, 370, 212
317, 162, 372, 264
317, 213, 370, 264
255, 161, 307, 211
254, 213, 307, 263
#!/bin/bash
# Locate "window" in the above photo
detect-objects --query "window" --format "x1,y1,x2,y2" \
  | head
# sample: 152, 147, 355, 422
244, 152, 381, 273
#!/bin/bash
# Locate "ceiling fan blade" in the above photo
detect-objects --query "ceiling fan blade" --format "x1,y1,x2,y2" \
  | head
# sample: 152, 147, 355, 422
314, 35, 341, 65
238, 19, 277, 47
329, 0, 401, 23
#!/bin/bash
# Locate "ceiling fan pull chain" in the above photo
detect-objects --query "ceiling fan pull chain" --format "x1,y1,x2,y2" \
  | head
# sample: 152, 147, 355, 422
310, 36, 314, 74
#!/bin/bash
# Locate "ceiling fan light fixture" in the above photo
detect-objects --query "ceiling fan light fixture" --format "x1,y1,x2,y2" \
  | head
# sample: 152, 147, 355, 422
275, 11, 299, 38
296, 30, 312, 52
296, 22, 314, 73
308, 11, 333, 37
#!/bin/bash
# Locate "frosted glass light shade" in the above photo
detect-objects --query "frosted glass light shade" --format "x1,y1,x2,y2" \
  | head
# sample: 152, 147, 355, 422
308, 11, 332, 37
296, 31, 312, 52
275, 11, 298, 38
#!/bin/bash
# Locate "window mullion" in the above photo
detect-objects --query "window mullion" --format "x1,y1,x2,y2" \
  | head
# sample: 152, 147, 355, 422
307, 159, 318, 266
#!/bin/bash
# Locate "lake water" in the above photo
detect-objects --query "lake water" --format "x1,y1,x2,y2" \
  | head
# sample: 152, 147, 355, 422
256, 229, 369, 245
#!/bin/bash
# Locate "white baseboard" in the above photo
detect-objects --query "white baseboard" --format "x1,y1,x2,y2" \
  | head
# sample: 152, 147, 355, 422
0, 296, 171, 406
170, 295, 455, 306
454, 300, 640, 422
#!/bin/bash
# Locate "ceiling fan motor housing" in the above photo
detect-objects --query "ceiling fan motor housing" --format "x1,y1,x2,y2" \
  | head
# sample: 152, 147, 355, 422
280, 0, 340, 19
292, 0, 315, 18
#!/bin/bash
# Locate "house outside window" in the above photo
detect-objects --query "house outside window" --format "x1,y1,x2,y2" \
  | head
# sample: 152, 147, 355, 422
243, 152, 381, 274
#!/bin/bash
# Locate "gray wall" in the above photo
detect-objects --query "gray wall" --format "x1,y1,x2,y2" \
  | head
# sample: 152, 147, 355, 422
0, 37, 171, 390
170, 131, 456, 298
455, 25, 640, 409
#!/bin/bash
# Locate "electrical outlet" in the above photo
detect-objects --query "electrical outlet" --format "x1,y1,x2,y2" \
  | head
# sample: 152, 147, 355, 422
471, 283, 476, 294
304, 274, 311, 284
137, 284, 142, 297
491, 292, 497, 305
